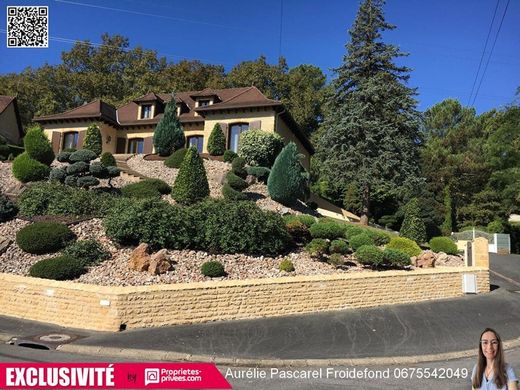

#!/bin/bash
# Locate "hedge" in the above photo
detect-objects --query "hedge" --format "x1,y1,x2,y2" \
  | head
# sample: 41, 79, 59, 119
16, 222, 75, 254
29, 255, 86, 280
386, 237, 422, 257
429, 237, 458, 255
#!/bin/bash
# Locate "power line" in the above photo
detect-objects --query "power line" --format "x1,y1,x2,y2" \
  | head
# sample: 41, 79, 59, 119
470, 0, 511, 107
466, 0, 500, 106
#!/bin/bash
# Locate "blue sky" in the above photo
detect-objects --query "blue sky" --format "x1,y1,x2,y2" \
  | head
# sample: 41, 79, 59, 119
1, 0, 519, 114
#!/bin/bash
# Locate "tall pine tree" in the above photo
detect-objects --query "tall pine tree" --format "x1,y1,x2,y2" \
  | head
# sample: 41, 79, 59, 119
153, 96, 185, 156
314, 0, 422, 224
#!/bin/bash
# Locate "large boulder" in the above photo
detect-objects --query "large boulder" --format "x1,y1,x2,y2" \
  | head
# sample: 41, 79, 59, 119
128, 243, 151, 272
148, 249, 173, 275
415, 250, 436, 268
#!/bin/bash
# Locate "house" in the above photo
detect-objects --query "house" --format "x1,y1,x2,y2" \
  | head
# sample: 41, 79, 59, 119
0, 95, 24, 145
34, 87, 314, 169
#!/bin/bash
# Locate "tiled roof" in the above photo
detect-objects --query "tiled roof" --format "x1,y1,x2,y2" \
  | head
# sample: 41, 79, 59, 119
0, 95, 15, 115
34, 100, 118, 126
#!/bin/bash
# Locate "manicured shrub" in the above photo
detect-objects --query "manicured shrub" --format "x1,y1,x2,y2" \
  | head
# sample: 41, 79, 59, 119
66, 161, 89, 175
49, 167, 67, 183
231, 156, 247, 179
305, 238, 329, 258
57, 151, 72, 163
355, 245, 384, 267
207, 123, 226, 156
122, 179, 171, 199
328, 253, 345, 267
23, 126, 54, 166
400, 198, 427, 243
285, 220, 311, 244
189, 199, 291, 255
164, 148, 188, 169
223, 150, 238, 163
279, 258, 295, 272
16, 222, 75, 254
309, 222, 346, 240
83, 123, 102, 156
153, 99, 185, 156
349, 233, 375, 251
69, 149, 97, 163
0, 144, 10, 160
201, 261, 226, 277
100, 152, 117, 167
172, 147, 210, 205
386, 237, 421, 257
89, 163, 120, 187
64, 175, 78, 186
0, 194, 17, 222
382, 248, 411, 267
344, 225, 365, 239
366, 229, 391, 246
77, 176, 100, 189
283, 214, 316, 228
62, 240, 111, 266
267, 142, 309, 206
226, 171, 248, 191
29, 255, 86, 281
429, 237, 458, 255
222, 183, 248, 201
12, 153, 50, 183
330, 239, 349, 254
104, 198, 191, 250
238, 130, 284, 168
246, 166, 270, 184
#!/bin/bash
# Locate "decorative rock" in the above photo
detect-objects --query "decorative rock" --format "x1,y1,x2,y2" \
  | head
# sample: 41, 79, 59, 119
128, 243, 151, 272
245, 175, 257, 186
416, 250, 436, 268
148, 249, 173, 275
0, 236, 12, 255
436, 252, 449, 264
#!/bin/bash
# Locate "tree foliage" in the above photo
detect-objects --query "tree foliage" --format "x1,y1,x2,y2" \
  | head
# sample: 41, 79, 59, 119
207, 123, 226, 156
400, 198, 427, 244
172, 147, 209, 205
153, 99, 185, 156
83, 123, 102, 156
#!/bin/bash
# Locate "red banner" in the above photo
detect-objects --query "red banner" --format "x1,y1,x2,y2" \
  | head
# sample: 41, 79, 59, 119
0, 363, 232, 389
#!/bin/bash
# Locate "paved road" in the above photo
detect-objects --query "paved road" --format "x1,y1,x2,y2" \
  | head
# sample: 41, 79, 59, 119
489, 253, 520, 291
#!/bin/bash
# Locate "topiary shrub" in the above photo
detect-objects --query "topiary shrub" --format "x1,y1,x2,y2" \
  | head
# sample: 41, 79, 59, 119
12, 153, 50, 183
246, 166, 270, 184
49, 167, 67, 183
429, 237, 458, 255
344, 225, 365, 239
349, 233, 375, 251
382, 248, 411, 267
223, 150, 238, 163
283, 214, 316, 228
29, 255, 86, 280
279, 258, 295, 272
66, 161, 89, 175
77, 176, 100, 189
172, 147, 210, 205
122, 179, 171, 199
16, 222, 75, 254
222, 183, 248, 201
153, 98, 185, 156
100, 152, 117, 167
61, 240, 111, 266
69, 149, 97, 163
207, 123, 226, 156
267, 142, 309, 206
231, 156, 247, 179
328, 253, 345, 268
225, 171, 248, 191
330, 239, 349, 254
57, 151, 72, 163
309, 222, 346, 240
285, 220, 311, 244
23, 125, 54, 166
83, 123, 102, 156
201, 261, 226, 277
400, 198, 427, 243
386, 237, 422, 257
0, 194, 17, 222
238, 130, 284, 168
366, 229, 392, 246
305, 238, 329, 259
355, 245, 384, 267
164, 148, 188, 169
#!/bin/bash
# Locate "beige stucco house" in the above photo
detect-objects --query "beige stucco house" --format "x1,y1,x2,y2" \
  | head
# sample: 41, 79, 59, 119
34, 87, 314, 169
0, 96, 24, 144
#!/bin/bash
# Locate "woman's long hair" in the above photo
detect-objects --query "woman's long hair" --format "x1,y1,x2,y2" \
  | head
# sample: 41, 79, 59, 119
472, 328, 507, 389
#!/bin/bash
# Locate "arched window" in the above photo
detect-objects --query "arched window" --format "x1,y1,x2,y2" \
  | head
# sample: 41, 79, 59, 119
127, 138, 144, 154
229, 123, 249, 152
187, 135, 204, 153
62, 131, 79, 150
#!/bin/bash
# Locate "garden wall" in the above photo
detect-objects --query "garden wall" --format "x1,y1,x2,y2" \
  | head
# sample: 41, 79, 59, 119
0, 267, 489, 332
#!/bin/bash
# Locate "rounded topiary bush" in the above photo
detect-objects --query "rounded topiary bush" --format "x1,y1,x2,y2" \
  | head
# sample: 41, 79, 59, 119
164, 148, 188, 169
283, 214, 316, 228
29, 255, 86, 280
16, 222, 75, 254
49, 167, 67, 183
305, 238, 329, 258
12, 153, 51, 183
222, 183, 248, 201
330, 239, 349, 254
62, 240, 111, 266
207, 123, 226, 156
226, 171, 248, 191
328, 253, 345, 267
231, 157, 247, 179
279, 258, 295, 272
0, 194, 17, 222
382, 248, 411, 267
285, 220, 311, 244
201, 261, 226, 277
386, 237, 422, 257
24, 126, 54, 166
366, 230, 391, 246
69, 149, 97, 163
246, 166, 270, 184
309, 222, 346, 240
77, 176, 100, 189
429, 237, 458, 255
66, 161, 89, 175
100, 152, 117, 167
57, 151, 72, 163
223, 150, 238, 163
122, 179, 171, 199
349, 233, 375, 251
355, 245, 384, 267
238, 130, 284, 168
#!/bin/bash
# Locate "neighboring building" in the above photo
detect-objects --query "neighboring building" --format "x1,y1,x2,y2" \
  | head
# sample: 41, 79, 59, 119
0, 95, 24, 145
34, 87, 314, 169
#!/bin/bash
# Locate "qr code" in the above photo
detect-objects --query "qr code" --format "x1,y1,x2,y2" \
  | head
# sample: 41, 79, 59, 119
7, 6, 48, 48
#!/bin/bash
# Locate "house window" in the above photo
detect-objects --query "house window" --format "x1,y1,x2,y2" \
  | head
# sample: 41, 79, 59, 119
141, 104, 152, 119
229, 123, 249, 152
62, 132, 79, 150
198, 99, 210, 107
128, 138, 144, 154
187, 136, 204, 153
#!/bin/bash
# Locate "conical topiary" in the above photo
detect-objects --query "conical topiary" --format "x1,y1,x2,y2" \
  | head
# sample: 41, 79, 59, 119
207, 123, 226, 156
83, 123, 103, 156
153, 98, 185, 156
400, 198, 427, 243
267, 142, 308, 206
172, 147, 209, 205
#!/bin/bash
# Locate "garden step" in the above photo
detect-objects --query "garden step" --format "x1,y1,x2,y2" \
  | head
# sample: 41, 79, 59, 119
114, 158, 149, 182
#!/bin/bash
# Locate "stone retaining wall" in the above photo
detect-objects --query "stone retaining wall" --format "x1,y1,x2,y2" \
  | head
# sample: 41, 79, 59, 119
0, 267, 489, 331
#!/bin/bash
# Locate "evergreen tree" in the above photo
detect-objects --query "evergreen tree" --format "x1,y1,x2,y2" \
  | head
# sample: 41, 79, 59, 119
400, 198, 427, 243
314, 0, 422, 224
153, 98, 185, 156
83, 123, 103, 156
440, 186, 453, 236
172, 147, 209, 205
267, 142, 308, 206
207, 123, 226, 156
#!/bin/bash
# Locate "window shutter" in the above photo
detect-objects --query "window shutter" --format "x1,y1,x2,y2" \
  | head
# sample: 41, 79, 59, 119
249, 120, 261, 130
219, 122, 229, 147
143, 136, 153, 154
77, 130, 86, 149
51, 132, 62, 153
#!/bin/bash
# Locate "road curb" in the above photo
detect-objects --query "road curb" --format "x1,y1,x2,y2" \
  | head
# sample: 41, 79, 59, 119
55, 337, 520, 367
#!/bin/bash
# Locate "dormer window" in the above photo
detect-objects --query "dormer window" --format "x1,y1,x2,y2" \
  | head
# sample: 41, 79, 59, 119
141, 104, 152, 119
198, 99, 210, 107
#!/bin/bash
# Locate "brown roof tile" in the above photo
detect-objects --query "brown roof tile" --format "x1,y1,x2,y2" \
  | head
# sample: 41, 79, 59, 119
34, 100, 118, 126
0, 95, 15, 115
